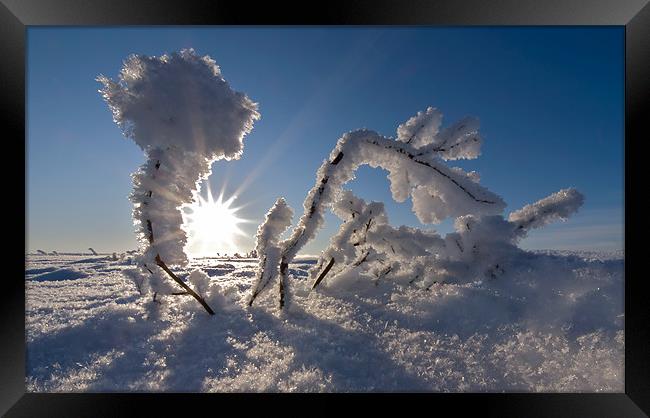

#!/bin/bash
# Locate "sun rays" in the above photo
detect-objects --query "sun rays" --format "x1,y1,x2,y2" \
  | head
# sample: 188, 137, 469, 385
182, 183, 252, 258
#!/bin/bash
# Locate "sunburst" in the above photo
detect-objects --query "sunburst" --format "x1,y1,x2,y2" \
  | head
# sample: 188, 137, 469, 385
182, 184, 250, 258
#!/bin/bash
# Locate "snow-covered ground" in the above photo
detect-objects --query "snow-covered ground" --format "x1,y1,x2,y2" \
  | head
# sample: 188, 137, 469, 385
25, 250, 624, 392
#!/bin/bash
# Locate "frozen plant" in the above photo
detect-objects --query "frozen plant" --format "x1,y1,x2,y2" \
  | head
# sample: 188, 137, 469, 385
99, 49, 260, 314
248, 197, 294, 307
249, 106, 584, 307
311, 188, 584, 290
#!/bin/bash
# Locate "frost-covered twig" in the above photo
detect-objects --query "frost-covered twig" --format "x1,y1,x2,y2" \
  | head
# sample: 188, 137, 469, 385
99, 49, 259, 314
248, 198, 293, 307
155, 254, 215, 315
311, 257, 335, 290
509, 188, 585, 233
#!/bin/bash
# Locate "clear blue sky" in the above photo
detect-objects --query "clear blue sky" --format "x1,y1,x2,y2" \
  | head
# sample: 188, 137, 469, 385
27, 27, 624, 255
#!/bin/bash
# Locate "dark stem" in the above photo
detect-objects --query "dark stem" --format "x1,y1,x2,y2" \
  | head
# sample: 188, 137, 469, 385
311, 257, 335, 290
405, 123, 425, 144
374, 265, 392, 286
155, 255, 215, 315
425, 281, 438, 291
142, 157, 214, 315
455, 238, 464, 253
408, 274, 419, 285
279, 258, 288, 309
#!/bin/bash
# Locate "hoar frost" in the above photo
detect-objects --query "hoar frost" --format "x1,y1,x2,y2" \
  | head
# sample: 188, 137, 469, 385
99, 49, 259, 310
249, 106, 584, 307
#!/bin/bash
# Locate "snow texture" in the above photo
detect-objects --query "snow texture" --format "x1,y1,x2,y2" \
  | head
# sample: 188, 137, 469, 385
26, 251, 624, 392
98, 48, 259, 274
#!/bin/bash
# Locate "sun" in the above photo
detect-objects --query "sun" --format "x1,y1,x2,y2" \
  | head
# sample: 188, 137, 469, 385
182, 185, 250, 258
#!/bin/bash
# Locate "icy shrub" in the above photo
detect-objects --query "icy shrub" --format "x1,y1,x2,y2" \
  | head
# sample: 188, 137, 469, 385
99, 49, 259, 312
249, 106, 584, 307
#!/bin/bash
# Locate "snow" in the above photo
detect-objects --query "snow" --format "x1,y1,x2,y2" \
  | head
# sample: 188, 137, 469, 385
28, 268, 89, 282
26, 250, 623, 392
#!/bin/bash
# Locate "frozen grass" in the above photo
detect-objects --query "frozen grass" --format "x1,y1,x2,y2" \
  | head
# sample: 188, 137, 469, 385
25, 250, 623, 392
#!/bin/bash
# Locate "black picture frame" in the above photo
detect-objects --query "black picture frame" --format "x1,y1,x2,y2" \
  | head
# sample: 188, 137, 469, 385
3, 0, 648, 416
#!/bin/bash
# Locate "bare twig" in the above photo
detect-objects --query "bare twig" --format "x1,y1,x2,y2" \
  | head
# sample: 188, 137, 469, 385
311, 257, 335, 290
428, 133, 478, 154
279, 258, 288, 309
374, 265, 393, 286
155, 255, 215, 315
408, 274, 419, 285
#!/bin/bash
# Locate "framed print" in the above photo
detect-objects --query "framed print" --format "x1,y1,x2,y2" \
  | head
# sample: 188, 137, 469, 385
2, 0, 648, 415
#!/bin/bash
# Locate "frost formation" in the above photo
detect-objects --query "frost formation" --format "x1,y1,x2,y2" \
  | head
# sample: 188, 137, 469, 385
250, 107, 584, 306
99, 49, 259, 299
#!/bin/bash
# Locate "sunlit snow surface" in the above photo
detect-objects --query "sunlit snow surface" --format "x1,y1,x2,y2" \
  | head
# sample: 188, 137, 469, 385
26, 250, 623, 392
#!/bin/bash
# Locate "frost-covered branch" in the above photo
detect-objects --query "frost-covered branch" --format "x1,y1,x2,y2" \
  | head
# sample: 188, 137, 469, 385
310, 192, 446, 289
251, 107, 505, 306
248, 107, 505, 306
397, 107, 482, 160
312, 186, 584, 290
508, 188, 585, 234
251, 106, 585, 306
248, 198, 293, 306
99, 49, 259, 314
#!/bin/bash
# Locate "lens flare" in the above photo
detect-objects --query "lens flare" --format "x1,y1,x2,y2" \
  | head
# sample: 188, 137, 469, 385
182, 185, 250, 258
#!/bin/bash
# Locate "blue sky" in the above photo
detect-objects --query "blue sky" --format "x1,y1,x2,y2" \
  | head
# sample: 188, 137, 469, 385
27, 27, 624, 255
